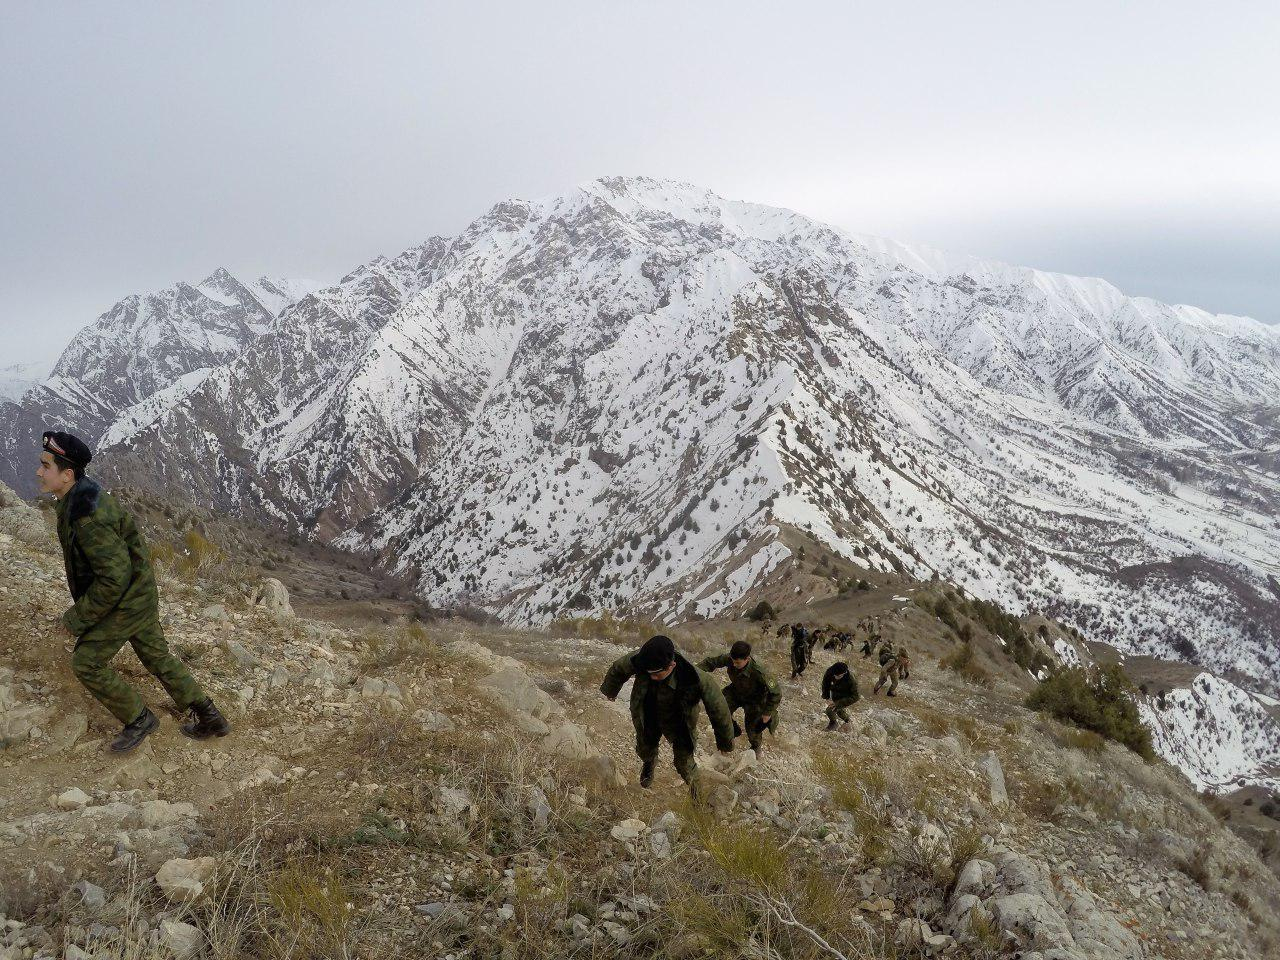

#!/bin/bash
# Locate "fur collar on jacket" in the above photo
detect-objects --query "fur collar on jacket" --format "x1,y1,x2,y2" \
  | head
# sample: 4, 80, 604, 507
66, 477, 102, 524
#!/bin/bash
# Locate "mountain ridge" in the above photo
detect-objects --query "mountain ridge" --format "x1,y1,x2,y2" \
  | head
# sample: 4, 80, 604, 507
3, 178, 1277, 697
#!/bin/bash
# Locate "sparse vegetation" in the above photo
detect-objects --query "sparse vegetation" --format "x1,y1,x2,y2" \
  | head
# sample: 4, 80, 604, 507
939, 642, 992, 687
1026, 665, 1155, 760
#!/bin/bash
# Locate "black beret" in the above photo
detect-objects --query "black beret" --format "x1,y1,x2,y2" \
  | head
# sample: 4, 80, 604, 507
634, 635, 675, 672
42, 431, 92, 470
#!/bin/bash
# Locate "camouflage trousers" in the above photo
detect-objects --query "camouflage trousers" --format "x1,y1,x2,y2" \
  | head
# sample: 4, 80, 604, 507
72, 621, 206, 724
825, 696, 858, 723
723, 688, 771, 751
873, 661, 901, 695
635, 725, 698, 784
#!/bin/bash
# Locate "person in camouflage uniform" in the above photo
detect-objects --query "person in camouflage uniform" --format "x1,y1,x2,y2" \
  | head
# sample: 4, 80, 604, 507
821, 660, 859, 730
699, 640, 782, 753
872, 638, 903, 696
600, 635, 734, 792
860, 617, 882, 657
37, 432, 229, 752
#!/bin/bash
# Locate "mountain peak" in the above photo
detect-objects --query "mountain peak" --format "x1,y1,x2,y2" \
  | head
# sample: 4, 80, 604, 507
199, 266, 239, 286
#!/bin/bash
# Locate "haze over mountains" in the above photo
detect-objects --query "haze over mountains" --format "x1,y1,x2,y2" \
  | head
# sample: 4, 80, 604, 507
3, 178, 1277, 699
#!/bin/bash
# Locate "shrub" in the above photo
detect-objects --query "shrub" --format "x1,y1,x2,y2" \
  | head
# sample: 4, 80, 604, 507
182, 529, 222, 576
933, 597, 960, 631
745, 599, 776, 622
939, 643, 992, 687
1026, 665, 1154, 760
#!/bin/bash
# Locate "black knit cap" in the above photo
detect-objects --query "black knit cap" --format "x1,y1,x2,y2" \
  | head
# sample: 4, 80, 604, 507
42, 431, 93, 470
634, 635, 676, 672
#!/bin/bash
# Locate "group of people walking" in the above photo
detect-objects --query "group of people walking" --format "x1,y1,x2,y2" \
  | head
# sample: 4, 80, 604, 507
36, 429, 911, 801
600, 614, 913, 794
787, 619, 910, 698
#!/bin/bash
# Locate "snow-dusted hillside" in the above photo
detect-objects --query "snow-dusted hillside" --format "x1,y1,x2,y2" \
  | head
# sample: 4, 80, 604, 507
1139, 674, 1280, 793
0, 270, 320, 495
324, 178, 1276, 689
9, 178, 1279, 696
0, 359, 53, 403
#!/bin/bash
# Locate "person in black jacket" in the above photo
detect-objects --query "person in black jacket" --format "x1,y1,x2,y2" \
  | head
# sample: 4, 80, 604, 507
789, 623, 810, 680
822, 660, 860, 730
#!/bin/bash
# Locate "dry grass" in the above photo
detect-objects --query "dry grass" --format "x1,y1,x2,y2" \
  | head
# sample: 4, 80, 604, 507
354, 622, 446, 674
938, 643, 992, 687
1056, 727, 1106, 753
811, 749, 892, 865
548, 611, 663, 646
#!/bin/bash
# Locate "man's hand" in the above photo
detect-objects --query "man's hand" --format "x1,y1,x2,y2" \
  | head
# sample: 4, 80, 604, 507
605, 694, 617, 702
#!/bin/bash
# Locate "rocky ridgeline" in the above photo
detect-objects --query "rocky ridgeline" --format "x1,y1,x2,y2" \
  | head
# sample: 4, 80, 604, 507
1, 481, 1278, 959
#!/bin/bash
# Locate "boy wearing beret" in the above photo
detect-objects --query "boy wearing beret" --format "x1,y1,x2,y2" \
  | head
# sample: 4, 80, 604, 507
37, 431, 229, 752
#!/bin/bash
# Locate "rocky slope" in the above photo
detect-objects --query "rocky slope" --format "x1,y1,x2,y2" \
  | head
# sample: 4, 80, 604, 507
1, 484, 1278, 959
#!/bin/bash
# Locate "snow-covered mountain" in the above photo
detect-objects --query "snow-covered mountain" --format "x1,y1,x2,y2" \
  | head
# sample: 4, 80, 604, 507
0, 359, 53, 403
6, 176, 1278, 790
8, 179, 1279, 698
0, 270, 321, 494
101, 240, 451, 537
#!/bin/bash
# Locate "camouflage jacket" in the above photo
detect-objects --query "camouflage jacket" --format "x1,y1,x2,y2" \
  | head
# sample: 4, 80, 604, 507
697, 654, 782, 714
56, 478, 160, 638
600, 650, 735, 751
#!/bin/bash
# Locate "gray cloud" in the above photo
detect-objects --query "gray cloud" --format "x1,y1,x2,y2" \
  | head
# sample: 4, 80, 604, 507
2, 1, 1277, 363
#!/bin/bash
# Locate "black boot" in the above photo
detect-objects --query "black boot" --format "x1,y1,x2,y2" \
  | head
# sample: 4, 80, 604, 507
639, 759, 655, 789
111, 707, 159, 753
825, 718, 838, 731
181, 698, 231, 740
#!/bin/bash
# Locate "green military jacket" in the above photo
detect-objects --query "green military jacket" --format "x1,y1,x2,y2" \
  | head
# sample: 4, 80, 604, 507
56, 478, 160, 638
697, 654, 782, 714
600, 650, 735, 751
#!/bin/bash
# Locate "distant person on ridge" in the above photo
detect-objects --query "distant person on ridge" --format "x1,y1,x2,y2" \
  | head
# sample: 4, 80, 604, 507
600, 634, 734, 793
699, 639, 782, 754
36, 431, 230, 752
789, 623, 810, 680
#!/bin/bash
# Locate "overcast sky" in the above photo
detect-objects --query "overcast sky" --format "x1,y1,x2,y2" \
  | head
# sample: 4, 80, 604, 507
2, 1, 1277, 364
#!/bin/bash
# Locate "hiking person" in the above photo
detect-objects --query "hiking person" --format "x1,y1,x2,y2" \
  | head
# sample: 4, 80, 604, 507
873, 638, 903, 696
861, 617, 882, 657
821, 660, 860, 730
699, 639, 782, 753
789, 623, 810, 680
600, 634, 735, 793
36, 431, 229, 752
